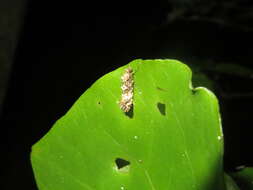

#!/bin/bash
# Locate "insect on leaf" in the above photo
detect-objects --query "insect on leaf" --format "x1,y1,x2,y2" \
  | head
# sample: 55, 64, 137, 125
31, 59, 225, 190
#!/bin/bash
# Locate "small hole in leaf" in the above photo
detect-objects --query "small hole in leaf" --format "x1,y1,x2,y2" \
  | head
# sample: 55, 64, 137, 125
157, 102, 166, 115
98, 101, 101, 104
115, 158, 130, 169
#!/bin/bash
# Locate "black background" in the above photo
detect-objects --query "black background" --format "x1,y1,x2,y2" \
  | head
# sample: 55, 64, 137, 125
1, 0, 253, 189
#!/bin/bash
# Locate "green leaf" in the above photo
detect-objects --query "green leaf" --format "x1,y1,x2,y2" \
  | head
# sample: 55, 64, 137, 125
230, 167, 253, 190
31, 59, 225, 190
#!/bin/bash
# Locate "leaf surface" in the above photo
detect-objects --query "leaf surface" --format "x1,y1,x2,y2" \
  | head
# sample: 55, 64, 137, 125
31, 59, 225, 190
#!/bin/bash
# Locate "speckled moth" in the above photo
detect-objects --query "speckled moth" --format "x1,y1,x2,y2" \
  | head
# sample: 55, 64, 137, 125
119, 68, 134, 112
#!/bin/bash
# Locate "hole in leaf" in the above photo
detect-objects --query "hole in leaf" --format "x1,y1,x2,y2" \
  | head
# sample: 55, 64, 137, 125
98, 101, 101, 105
115, 158, 130, 170
157, 102, 166, 115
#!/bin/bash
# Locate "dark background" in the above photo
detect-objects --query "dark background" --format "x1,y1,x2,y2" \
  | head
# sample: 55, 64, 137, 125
1, 0, 253, 189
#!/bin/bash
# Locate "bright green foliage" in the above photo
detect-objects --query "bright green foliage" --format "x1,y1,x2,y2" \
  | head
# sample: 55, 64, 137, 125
31, 59, 225, 190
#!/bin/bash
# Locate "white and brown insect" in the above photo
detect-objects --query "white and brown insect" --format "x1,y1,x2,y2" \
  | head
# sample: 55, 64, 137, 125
119, 67, 134, 112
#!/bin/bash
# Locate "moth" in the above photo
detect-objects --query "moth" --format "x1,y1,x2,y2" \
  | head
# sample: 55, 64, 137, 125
119, 68, 134, 112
